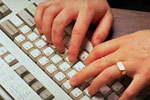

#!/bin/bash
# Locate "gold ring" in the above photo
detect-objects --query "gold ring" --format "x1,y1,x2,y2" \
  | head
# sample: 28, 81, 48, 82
117, 62, 126, 75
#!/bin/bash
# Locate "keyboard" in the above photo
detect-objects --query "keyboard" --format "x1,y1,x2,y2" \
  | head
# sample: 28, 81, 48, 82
0, 0, 149, 100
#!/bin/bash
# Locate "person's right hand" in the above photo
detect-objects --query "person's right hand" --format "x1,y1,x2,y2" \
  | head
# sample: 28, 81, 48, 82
34, 0, 113, 62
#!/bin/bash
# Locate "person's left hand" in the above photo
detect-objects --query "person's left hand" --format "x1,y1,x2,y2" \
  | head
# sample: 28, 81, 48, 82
70, 30, 150, 100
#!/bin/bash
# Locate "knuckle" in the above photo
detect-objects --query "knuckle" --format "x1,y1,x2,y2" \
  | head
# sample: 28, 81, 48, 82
45, 5, 57, 15
86, 0, 94, 12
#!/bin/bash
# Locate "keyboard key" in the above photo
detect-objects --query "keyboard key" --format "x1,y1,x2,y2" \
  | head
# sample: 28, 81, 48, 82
19, 25, 31, 35
15, 65, 28, 77
83, 39, 93, 53
39, 89, 54, 100
0, 20, 19, 39
67, 69, 77, 79
79, 51, 89, 62
17, 10, 35, 29
41, 35, 47, 41
31, 81, 44, 94
70, 88, 84, 100
111, 81, 124, 95
3, 54, 18, 66
92, 93, 105, 100
42, 47, 54, 57
50, 54, 63, 65
0, 5, 11, 17
58, 48, 68, 58
65, 56, 76, 66
106, 92, 119, 100
58, 62, 71, 73
53, 72, 67, 85
25, 4, 36, 17
9, 15, 24, 27
22, 41, 34, 52
14, 34, 26, 45
37, 56, 49, 68
84, 88, 92, 98
29, 49, 41, 60
27, 32, 39, 42
45, 64, 58, 77
73, 61, 85, 71
23, 73, 36, 85
61, 80, 73, 93
99, 85, 112, 97
0, 46, 8, 56
34, 39, 47, 49
80, 95, 90, 100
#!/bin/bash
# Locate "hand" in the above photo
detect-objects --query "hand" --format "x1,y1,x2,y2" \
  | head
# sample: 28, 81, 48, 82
70, 30, 150, 100
34, 0, 113, 62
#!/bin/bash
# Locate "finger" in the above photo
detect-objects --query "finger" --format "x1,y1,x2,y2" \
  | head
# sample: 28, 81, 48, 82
70, 51, 120, 86
68, 9, 94, 62
34, 1, 55, 33
42, 5, 62, 43
120, 75, 147, 100
85, 39, 119, 65
88, 64, 122, 95
52, 8, 76, 52
92, 10, 113, 46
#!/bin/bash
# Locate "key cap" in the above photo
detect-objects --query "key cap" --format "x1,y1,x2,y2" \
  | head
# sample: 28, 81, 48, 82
41, 35, 47, 41
25, 4, 36, 17
39, 89, 54, 100
17, 10, 35, 29
29, 49, 41, 61
80, 95, 90, 100
79, 82, 89, 91
34, 39, 47, 50
84, 88, 92, 98
14, 34, 26, 46
0, 46, 8, 56
53, 72, 67, 85
83, 39, 93, 53
99, 85, 112, 97
19, 25, 31, 35
79, 51, 89, 62
31, 81, 45, 94
61, 80, 73, 93
45, 64, 58, 77
50, 54, 63, 65
0, 5, 11, 17
59, 62, 71, 73
111, 81, 124, 95
58, 48, 68, 58
22, 41, 34, 53
23, 73, 36, 85
92, 93, 105, 100
70, 88, 84, 100
73, 61, 85, 71
9, 15, 24, 27
65, 56, 76, 66
15, 65, 28, 77
67, 69, 77, 79
106, 92, 119, 100
3, 53, 18, 66
42, 47, 54, 58
27, 32, 39, 42
0, 20, 19, 39
37, 56, 49, 68
34, 28, 40, 35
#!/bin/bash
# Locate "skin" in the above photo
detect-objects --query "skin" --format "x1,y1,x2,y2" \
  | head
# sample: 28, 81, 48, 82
34, 0, 150, 99
70, 30, 150, 100
34, 0, 113, 62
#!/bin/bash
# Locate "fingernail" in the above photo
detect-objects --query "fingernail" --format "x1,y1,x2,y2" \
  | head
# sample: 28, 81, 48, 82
70, 75, 77, 86
88, 87, 94, 95
69, 55, 77, 62
95, 38, 100, 45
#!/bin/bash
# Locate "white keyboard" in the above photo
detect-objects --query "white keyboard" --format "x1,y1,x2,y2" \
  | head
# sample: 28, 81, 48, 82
0, 0, 148, 100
